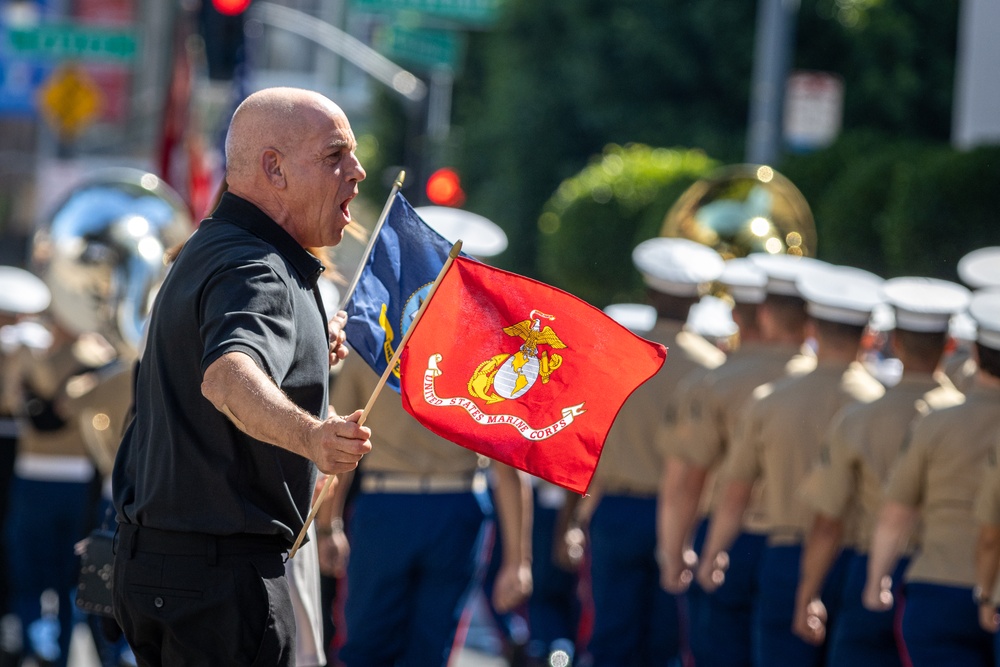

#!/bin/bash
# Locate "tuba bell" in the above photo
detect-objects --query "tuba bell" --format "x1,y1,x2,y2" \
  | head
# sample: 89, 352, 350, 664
660, 164, 817, 260
31, 167, 194, 358
30, 168, 194, 474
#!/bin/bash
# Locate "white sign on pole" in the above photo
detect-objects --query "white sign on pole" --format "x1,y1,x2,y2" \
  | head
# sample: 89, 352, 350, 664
783, 70, 844, 152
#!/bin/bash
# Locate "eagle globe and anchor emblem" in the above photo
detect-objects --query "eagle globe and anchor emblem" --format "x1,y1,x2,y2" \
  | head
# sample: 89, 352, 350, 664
468, 310, 566, 403
415, 306, 587, 441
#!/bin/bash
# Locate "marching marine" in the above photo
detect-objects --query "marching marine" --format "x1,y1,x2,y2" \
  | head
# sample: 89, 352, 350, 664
793, 276, 969, 666
658, 254, 817, 667
584, 237, 726, 666
864, 289, 1000, 666
698, 263, 886, 666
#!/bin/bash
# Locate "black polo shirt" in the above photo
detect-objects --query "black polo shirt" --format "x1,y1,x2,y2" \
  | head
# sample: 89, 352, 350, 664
112, 193, 329, 545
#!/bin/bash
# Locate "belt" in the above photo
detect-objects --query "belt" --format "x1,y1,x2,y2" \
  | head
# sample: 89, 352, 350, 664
766, 528, 804, 547
601, 485, 657, 499
360, 471, 480, 494
116, 523, 288, 563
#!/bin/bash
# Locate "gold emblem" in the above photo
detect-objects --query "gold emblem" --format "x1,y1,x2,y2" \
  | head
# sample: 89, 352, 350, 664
468, 310, 566, 403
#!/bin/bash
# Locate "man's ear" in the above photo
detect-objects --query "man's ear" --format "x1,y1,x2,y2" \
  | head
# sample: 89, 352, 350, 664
262, 148, 286, 188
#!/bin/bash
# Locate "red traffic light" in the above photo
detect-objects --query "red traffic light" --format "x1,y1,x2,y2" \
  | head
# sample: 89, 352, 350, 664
426, 168, 465, 207
211, 0, 251, 16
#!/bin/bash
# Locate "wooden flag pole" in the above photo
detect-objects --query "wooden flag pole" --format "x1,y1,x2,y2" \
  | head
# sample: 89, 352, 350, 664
338, 170, 406, 310
288, 240, 463, 558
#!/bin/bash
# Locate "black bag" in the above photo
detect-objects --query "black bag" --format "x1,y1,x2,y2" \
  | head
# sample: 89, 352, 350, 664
76, 528, 116, 617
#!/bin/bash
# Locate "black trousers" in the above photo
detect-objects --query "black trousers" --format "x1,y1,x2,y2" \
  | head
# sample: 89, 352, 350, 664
112, 523, 294, 667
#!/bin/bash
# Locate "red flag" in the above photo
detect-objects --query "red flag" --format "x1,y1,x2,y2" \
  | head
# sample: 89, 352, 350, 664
399, 257, 666, 494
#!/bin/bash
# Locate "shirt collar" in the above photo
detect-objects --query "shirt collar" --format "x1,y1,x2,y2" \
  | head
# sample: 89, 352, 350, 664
209, 193, 324, 285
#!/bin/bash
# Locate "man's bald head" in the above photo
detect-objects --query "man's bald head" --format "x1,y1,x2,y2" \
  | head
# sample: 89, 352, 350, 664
224, 87, 345, 188
219, 87, 365, 248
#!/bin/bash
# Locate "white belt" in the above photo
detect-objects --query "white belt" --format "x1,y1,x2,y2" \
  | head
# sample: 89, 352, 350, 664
360, 471, 481, 494
15, 454, 95, 482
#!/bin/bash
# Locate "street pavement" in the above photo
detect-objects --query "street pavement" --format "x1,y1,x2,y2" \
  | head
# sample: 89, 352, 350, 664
64, 619, 508, 667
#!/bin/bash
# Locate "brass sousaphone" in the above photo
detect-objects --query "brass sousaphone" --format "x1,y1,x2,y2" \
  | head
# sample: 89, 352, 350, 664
660, 164, 817, 259
31, 168, 194, 474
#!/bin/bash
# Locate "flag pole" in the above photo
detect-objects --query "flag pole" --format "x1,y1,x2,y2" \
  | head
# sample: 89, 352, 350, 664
337, 170, 406, 310
289, 240, 463, 558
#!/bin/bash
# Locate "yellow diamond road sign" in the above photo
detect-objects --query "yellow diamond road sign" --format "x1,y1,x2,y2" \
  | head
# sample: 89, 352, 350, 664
38, 65, 103, 138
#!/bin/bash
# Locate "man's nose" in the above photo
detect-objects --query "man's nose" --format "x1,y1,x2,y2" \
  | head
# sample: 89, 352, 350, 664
350, 154, 366, 182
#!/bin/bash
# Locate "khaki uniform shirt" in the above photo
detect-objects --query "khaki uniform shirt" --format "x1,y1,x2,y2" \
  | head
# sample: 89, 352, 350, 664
10, 336, 113, 460
974, 435, 1000, 601
672, 342, 815, 530
886, 385, 1000, 587
722, 360, 884, 543
331, 353, 480, 476
593, 319, 725, 496
64, 362, 135, 478
799, 372, 964, 551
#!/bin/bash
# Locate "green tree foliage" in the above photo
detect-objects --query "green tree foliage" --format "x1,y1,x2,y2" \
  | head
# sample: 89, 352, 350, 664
448, 0, 960, 279
453, 0, 756, 276
796, 0, 958, 141
537, 144, 717, 307
779, 130, 925, 273
881, 145, 1000, 280
781, 136, 1000, 280
406, 0, 963, 284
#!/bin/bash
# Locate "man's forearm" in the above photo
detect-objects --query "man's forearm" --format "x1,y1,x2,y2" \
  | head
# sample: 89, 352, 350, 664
318, 469, 354, 527
797, 514, 845, 606
699, 478, 753, 583
658, 457, 707, 566
866, 501, 918, 589
201, 351, 370, 474
493, 463, 532, 565
202, 351, 320, 455
975, 524, 1000, 603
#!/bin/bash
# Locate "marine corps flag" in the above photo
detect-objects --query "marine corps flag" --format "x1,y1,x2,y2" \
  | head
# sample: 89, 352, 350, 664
344, 193, 455, 392
399, 257, 667, 494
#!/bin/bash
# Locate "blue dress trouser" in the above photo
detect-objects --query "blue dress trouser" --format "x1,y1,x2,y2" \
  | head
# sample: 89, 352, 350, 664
754, 543, 850, 667
481, 488, 528, 652
826, 553, 907, 667
689, 519, 765, 667
587, 495, 683, 667
526, 499, 580, 661
4, 475, 93, 667
340, 491, 490, 667
901, 581, 993, 667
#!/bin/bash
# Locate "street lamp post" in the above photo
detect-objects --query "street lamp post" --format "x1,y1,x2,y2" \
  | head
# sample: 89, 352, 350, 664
746, 0, 799, 166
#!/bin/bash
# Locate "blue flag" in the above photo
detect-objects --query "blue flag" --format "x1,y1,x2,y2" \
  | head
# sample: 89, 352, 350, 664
344, 193, 456, 392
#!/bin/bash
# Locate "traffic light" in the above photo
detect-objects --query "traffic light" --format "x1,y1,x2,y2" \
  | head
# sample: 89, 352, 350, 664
425, 168, 465, 207
198, 0, 251, 80
212, 0, 252, 15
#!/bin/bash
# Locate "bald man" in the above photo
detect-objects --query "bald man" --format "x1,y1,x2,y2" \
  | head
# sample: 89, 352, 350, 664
111, 87, 372, 666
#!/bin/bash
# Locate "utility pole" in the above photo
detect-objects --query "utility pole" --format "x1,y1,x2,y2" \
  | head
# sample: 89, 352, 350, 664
745, 0, 799, 166
953, 0, 1000, 149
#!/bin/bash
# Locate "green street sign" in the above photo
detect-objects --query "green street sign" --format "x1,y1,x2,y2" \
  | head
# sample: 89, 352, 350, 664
375, 25, 464, 70
4, 24, 138, 63
352, 0, 501, 27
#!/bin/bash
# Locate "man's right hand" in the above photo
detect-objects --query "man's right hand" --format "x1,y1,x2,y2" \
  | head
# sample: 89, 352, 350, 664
862, 576, 893, 612
695, 551, 729, 593
318, 526, 350, 578
309, 409, 371, 475
659, 548, 696, 594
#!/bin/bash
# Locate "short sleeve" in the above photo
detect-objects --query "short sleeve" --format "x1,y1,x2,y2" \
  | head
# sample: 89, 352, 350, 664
799, 411, 855, 518
975, 443, 1000, 526
200, 261, 296, 382
883, 415, 929, 508
720, 393, 764, 483
666, 372, 721, 467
